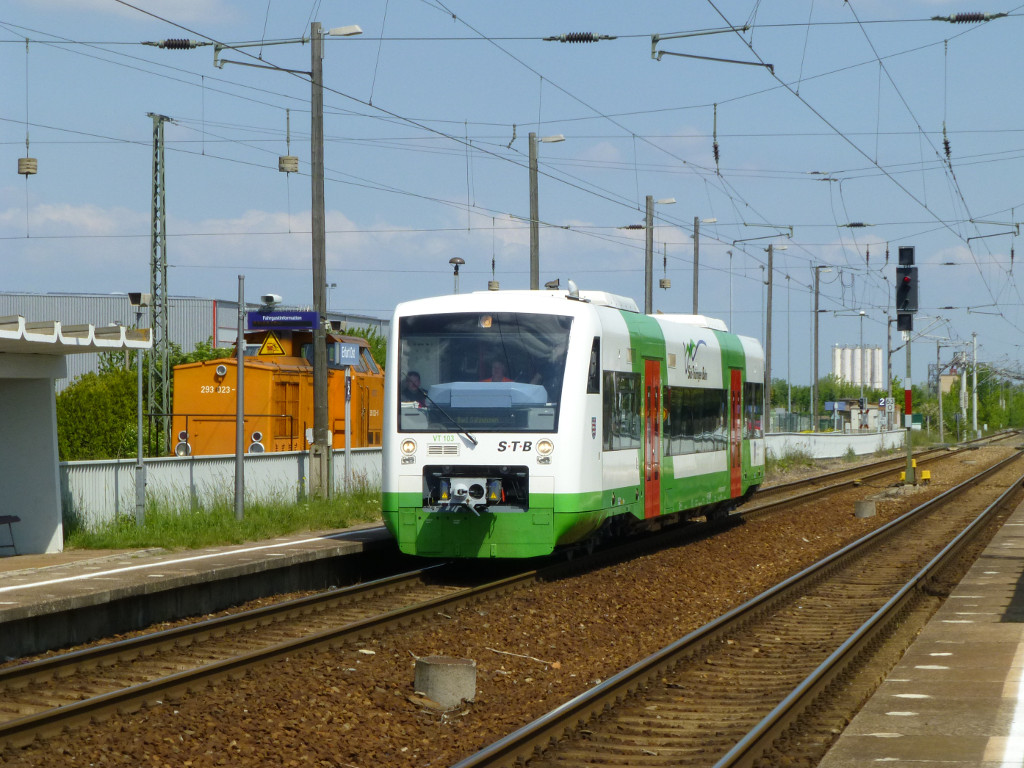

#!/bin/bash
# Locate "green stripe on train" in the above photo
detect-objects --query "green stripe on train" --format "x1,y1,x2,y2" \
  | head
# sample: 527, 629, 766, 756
382, 469, 738, 558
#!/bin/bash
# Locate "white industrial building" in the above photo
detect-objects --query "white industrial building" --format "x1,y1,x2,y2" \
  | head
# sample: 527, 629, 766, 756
832, 345, 885, 390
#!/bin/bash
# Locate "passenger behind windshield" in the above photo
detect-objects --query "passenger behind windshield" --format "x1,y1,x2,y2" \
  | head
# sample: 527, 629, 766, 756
401, 370, 426, 406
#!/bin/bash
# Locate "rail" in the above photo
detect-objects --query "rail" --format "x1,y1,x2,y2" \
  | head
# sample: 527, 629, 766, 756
449, 449, 1024, 768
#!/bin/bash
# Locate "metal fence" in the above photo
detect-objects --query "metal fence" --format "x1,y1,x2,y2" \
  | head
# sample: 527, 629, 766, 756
60, 449, 383, 528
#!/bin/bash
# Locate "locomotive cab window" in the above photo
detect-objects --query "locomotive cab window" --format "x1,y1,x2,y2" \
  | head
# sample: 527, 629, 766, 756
398, 312, 572, 433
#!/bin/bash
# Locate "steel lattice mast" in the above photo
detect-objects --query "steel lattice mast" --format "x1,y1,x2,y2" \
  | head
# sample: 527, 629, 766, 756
147, 113, 171, 451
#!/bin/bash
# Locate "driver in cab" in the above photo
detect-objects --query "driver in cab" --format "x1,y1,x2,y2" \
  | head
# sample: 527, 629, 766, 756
482, 360, 512, 382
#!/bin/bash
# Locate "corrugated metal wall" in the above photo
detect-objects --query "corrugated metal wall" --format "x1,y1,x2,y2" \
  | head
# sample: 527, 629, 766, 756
0, 293, 217, 391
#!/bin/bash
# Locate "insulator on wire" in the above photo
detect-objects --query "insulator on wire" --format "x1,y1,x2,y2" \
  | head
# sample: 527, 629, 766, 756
712, 103, 720, 174
943, 123, 951, 160
156, 38, 200, 49
933, 12, 1006, 23
866, 245, 870, 266
544, 32, 616, 43
620, 224, 644, 230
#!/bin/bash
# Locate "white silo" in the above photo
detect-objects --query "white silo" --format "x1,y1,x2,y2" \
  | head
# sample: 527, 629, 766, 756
832, 345, 842, 379
852, 345, 863, 387
873, 347, 884, 389
841, 346, 853, 383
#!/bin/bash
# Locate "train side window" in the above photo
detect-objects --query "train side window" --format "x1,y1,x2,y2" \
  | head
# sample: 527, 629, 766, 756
587, 338, 600, 394
743, 381, 764, 438
663, 385, 728, 455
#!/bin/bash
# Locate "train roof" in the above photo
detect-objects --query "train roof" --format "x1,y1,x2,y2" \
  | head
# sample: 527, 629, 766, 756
394, 290, 738, 332
656, 314, 729, 332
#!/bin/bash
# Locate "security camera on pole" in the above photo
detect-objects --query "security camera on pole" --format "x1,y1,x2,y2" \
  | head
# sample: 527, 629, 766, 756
895, 246, 920, 484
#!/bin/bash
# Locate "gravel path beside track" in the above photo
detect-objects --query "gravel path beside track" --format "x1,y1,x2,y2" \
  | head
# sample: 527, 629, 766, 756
3, 445, 1014, 768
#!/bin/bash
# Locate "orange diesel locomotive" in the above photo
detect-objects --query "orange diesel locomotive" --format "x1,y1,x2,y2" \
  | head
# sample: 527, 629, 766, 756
171, 320, 384, 456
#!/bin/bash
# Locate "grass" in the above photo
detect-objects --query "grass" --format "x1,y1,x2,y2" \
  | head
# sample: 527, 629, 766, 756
765, 446, 815, 476
63, 485, 382, 551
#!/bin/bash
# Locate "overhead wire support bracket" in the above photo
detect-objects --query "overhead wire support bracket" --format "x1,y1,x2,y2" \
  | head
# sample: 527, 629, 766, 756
651, 26, 771, 72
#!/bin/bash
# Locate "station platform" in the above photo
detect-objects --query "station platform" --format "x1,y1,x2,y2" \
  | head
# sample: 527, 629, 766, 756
0, 523, 398, 659
819, 501, 1024, 767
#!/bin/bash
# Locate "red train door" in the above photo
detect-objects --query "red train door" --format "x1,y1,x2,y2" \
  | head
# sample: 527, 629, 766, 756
644, 359, 662, 519
729, 368, 743, 498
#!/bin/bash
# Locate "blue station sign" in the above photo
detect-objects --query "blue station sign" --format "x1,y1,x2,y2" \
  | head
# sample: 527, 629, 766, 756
247, 310, 318, 331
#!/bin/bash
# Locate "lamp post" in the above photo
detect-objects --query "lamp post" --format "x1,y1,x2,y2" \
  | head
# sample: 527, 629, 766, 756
812, 265, 833, 431
528, 132, 565, 289
450, 257, 465, 294
128, 291, 150, 525
691, 217, 716, 314
786, 274, 792, 414
727, 250, 734, 329
858, 310, 866, 402
150, 23, 363, 498
644, 195, 676, 313
763, 244, 786, 431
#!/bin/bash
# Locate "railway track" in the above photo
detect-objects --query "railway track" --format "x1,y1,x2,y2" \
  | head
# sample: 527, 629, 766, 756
1, 435, 1017, 760
748, 429, 1018, 512
0, 564, 528, 748
449, 448, 1024, 768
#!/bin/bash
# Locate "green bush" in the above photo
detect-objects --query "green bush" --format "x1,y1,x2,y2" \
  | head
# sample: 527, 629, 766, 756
56, 369, 138, 461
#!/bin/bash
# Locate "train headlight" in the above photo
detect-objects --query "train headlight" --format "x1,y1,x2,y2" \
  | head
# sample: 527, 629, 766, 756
536, 439, 554, 456
174, 441, 192, 457
400, 438, 417, 455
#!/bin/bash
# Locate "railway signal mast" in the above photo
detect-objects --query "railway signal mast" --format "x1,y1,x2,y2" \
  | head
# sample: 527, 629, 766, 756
895, 246, 919, 484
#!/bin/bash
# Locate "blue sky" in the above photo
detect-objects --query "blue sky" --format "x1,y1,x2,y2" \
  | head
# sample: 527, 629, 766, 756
2, 1, 1023, 390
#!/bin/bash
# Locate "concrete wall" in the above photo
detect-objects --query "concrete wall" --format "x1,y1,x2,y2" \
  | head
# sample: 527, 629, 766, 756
765, 429, 905, 460
0, 355, 67, 554
59, 431, 907, 529
61, 448, 384, 529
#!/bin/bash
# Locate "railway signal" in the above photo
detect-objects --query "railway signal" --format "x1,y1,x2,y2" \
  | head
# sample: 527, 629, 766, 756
895, 246, 918, 484
895, 246, 919, 331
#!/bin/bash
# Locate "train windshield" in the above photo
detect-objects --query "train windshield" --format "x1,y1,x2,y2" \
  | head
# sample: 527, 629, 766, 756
398, 312, 572, 433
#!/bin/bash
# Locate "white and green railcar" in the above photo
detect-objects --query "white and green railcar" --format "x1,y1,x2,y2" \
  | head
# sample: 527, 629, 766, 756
382, 287, 764, 558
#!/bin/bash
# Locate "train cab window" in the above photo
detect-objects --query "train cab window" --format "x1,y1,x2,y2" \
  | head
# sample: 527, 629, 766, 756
361, 349, 380, 374
397, 312, 572, 433
300, 341, 368, 372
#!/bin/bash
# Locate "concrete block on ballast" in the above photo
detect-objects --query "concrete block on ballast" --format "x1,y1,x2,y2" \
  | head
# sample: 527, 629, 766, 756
414, 655, 476, 709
